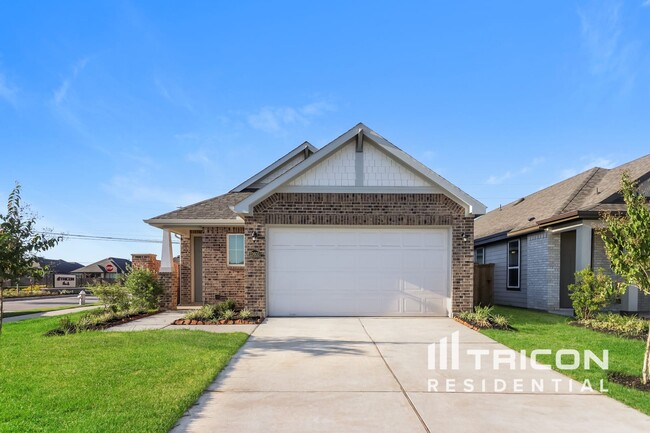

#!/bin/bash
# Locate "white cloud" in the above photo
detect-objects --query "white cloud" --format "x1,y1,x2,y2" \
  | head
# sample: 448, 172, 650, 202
185, 149, 212, 167
52, 58, 88, 106
561, 155, 616, 179
486, 157, 546, 185
103, 174, 208, 207
247, 100, 336, 134
0, 71, 17, 105
577, 2, 638, 92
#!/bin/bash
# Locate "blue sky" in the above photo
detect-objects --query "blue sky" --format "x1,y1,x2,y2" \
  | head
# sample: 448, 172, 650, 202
1, 1, 649, 264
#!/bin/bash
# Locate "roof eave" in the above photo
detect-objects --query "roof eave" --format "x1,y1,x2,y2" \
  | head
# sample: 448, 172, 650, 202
144, 218, 245, 229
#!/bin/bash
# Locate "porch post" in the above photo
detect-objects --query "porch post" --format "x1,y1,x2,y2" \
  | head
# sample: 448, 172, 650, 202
575, 225, 592, 272
159, 229, 177, 309
160, 229, 173, 272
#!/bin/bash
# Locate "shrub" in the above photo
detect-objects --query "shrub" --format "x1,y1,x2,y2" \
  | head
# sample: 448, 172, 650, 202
57, 317, 76, 335
238, 309, 252, 320
217, 299, 237, 314
569, 268, 623, 320
123, 267, 162, 310
581, 313, 649, 339
91, 283, 130, 312
458, 306, 511, 330
184, 306, 214, 321
221, 309, 236, 320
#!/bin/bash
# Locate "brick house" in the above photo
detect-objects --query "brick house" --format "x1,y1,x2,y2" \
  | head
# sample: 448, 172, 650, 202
474, 154, 650, 313
145, 123, 485, 317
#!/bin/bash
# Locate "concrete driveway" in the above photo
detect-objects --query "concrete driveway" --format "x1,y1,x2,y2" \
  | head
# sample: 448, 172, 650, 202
172, 318, 650, 433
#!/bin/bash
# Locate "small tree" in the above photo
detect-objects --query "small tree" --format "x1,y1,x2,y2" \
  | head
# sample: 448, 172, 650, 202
569, 268, 622, 320
0, 183, 60, 334
600, 172, 650, 384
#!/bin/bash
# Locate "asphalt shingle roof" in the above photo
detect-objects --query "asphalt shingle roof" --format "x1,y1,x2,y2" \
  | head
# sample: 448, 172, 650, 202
475, 154, 650, 240
148, 192, 252, 221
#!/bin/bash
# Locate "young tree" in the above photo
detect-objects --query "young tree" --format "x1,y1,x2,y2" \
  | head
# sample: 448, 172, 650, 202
600, 172, 650, 384
0, 183, 60, 334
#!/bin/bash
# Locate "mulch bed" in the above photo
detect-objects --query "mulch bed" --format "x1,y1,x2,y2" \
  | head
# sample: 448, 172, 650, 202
173, 318, 263, 326
453, 316, 514, 331
99, 310, 162, 330
608, 372, 650, 392
453, 316, 481, 331
45, 310, 162, 336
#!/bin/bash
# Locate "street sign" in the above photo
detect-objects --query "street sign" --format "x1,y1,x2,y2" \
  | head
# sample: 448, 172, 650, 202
54, 274, 77, 288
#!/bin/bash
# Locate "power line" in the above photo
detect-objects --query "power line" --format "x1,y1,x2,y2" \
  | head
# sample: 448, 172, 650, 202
40, 232, 180, 244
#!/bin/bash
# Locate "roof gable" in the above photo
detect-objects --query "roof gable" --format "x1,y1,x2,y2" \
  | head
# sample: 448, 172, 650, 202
230, 142, 317, 192
234, 123, 486, 215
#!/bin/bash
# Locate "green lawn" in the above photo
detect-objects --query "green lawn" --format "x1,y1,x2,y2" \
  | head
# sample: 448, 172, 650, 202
2, 303, 100, 318
0, 313, 248, 432
484, 306, 649, 416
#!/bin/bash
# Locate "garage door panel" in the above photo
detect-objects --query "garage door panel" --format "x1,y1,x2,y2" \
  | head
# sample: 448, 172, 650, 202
268, 227, 450, 316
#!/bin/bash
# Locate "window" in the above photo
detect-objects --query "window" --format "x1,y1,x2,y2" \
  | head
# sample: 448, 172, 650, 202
227, 234, 245, 266
507, 240, 520, 289
475, 247, 485, 264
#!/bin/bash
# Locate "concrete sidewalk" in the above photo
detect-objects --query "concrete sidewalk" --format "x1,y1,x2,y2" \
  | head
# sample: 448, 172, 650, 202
170, 317, 650, 433
106, 310, 258, 334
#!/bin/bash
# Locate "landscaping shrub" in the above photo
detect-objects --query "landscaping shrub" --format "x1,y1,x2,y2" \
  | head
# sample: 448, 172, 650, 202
221, 309, 236, 320
123, 267, 162, 310
180, 300, 252, 322
91, 283, 130, 312
184, 306, 214, 322
580, 313, 649, 340
569, 268, 622, 320
458, 306, 512, 330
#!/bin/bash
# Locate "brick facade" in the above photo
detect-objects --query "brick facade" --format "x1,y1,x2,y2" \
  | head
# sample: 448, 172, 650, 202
244, 193, 474, 317
201, 226, 246, 305
131, 253, 161, 274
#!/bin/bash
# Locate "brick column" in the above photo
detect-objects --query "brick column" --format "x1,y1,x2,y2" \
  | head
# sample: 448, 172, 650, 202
451, 216, 474, 315
244, 216, 266, 317
159, 266, 179, 309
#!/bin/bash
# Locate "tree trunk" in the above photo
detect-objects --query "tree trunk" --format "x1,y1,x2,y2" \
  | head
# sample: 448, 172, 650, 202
643, 326, 650, 385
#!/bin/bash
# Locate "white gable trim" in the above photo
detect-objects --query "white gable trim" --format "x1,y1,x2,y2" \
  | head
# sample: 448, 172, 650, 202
230, 141, 318, 192
234, 124, 486, 216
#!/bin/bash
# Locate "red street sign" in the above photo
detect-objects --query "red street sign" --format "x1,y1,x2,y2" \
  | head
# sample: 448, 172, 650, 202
105, 264, 114, 272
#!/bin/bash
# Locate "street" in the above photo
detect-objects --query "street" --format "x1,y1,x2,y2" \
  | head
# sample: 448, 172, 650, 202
3, 295, 99, 312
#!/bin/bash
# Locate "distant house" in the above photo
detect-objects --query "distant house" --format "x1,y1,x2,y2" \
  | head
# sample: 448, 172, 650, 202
1, 258, 83, 288
71, 257, 131, 283
474, 154, 650, 313
38, 258, 84, 287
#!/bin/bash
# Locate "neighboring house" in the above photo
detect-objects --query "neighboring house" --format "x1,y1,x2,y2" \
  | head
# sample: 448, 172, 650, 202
71, 257, 131, 283
474, 154, 650, 313
1, 258, 83, 288
146, 123, 485, 317
38, 258, 84, 287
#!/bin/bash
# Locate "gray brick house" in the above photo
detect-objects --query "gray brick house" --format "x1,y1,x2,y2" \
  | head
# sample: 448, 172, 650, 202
145, 123, 485, 317
474, 154, 650, 313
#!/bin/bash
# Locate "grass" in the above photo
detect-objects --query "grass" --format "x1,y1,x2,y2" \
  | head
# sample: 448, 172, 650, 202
0, 312, 248, 432
2, 303, 100, 318
483, 306, 650, 416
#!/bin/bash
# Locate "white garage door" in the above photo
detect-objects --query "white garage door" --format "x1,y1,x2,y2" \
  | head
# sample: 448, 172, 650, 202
267, 227, 450, 316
